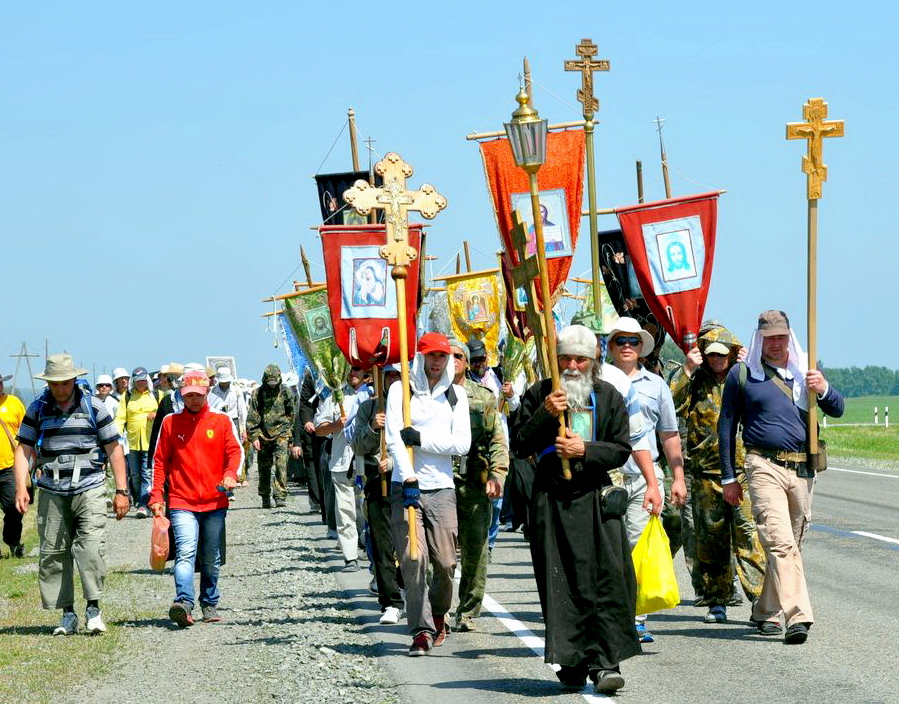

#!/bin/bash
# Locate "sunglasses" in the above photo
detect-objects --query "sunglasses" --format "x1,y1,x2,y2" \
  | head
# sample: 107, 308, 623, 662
612, 335, 641, 348
97, 384, 112, 388
452, 353, 466, 360
470, 356, 487, 363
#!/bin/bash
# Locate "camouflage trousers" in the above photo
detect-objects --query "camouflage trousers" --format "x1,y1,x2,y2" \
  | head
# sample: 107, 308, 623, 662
455, 482, 491, 623
257, 438, 289, 501
691, 472, 766, 605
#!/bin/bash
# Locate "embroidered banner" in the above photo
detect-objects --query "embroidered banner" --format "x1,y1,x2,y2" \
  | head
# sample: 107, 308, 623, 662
320, 223, 423, 367
479, 130, 585, 302
314, 171, 384, 225
437, 268, 503, 367
614, 192, 719, 351
278, 314, 314, 381
282, 287, 348, 402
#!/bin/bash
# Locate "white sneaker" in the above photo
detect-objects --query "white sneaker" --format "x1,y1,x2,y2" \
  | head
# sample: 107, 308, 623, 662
86, 606, 106, 634
379, 606, 403, 625
53, 611, 78, 636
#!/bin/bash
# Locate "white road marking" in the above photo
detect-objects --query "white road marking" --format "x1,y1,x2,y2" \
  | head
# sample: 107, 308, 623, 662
851, 531, 899, 545
481, 592, 611, 702
829, 466, 899, 479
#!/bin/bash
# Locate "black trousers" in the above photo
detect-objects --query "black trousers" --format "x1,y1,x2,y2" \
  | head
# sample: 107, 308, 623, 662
0, 469, 25, 548
363, 474, 404, 610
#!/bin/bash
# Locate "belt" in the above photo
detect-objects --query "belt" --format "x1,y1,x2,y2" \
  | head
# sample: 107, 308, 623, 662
745, 445, 807, 471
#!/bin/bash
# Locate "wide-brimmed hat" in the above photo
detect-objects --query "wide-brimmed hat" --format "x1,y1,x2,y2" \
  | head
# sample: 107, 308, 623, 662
112, 367, 129, 380
96, 374, 113, 386
607, 317, 655, 354
215, 366, 234, 383
35, 354, 88, 382
0, 372, 11, 382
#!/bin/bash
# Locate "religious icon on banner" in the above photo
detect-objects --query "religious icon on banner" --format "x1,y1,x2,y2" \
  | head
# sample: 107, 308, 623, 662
645, 216, 704, 291
510, 188, 573, 259
340, 245, 394, 317
314, 171, 384, 225
437, 268, 503, 367
304, 307, 333, 342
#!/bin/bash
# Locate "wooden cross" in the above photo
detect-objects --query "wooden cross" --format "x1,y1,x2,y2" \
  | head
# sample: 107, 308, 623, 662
509, 210, 544, 340
343, 152, 447, 268
786, 98, 845, 200
564, 38, 610, 118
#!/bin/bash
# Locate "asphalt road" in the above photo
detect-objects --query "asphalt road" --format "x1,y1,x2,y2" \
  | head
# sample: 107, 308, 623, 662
331, 463, 899, 704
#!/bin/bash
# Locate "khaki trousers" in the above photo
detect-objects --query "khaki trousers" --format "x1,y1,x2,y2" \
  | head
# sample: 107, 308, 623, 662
36, 485, 108, 609
745, 453, 814, 627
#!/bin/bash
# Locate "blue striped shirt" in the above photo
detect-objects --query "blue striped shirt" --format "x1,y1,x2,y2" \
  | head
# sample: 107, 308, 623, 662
17, 388, 120, 495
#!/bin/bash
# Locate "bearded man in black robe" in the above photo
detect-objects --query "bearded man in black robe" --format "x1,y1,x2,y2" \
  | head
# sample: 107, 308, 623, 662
513, 324, 639, 694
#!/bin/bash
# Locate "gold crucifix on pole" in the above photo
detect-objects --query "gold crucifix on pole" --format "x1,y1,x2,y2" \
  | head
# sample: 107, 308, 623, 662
343, 152, 447, 560
565, 38, 610, 319
786, 97, 844, 471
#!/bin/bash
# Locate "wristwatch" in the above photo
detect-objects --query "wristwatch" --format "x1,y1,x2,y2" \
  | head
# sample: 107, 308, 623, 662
115, 489, 129, 497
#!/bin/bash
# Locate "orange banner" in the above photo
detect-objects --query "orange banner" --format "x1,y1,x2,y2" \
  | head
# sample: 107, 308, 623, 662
479, 130, 585, 302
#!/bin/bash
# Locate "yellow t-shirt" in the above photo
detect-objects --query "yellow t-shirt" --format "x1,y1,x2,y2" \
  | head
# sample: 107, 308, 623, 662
0, 393, 26, 469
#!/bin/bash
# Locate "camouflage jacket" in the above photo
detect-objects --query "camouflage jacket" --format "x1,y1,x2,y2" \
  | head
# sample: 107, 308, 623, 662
246, 365, 296, 442
454, 377, 509, 488
669, 328, 745, 476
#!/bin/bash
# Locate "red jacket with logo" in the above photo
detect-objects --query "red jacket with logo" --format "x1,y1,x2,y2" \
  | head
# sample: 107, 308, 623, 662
150, 404, 242, 511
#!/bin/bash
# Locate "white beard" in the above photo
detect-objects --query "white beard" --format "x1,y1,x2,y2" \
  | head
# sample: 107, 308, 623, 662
560, 369, 593, 411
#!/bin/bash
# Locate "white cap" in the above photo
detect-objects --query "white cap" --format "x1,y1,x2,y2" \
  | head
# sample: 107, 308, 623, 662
112, 367, 129, 380
96, 374, 113, 386
215, 366, 234, 383
557, 325, 599, 359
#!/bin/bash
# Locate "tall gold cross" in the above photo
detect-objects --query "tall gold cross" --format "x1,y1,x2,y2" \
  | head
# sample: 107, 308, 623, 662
564, 38, 610, 118
786, 98, 844, 200
343, 152, 447, 268
509, 210, 544, 340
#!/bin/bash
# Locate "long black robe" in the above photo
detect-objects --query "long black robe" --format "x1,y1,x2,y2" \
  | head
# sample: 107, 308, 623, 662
512, 378, 640, 672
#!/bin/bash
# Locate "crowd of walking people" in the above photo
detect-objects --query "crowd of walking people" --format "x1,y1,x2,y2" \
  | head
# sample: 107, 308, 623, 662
0, 308, 843, 695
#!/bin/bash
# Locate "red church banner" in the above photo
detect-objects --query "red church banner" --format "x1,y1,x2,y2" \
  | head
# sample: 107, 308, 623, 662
320, 224, 423, 367
479, 130, 585, 303
614, 192, 719, 351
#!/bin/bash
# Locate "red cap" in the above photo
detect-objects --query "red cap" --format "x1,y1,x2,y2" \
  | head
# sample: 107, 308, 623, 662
417, 332, 451, 355
181, 370, 210, 395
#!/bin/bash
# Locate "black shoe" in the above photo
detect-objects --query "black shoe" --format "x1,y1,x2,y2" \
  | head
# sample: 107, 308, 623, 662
11, 543, 25, 558
261, 498, 272, 509
343, 560, 358, 573
751, 619, 783, 636
557, 665, 586, 690
784, 622, 811, 644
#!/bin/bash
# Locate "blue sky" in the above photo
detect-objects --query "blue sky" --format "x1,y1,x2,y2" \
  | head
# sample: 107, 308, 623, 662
2, 1, 891, 385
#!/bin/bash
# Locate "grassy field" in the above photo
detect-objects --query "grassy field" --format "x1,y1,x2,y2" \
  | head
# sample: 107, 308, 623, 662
0, 511, 156, 704
821, 395, 898, 463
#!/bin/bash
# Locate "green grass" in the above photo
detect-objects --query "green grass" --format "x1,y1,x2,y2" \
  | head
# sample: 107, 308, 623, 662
0, 512, 159, 704
820, 395, 899, 463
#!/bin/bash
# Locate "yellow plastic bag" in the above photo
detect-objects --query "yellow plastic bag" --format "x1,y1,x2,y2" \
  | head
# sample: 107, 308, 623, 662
632, 515, 680, 615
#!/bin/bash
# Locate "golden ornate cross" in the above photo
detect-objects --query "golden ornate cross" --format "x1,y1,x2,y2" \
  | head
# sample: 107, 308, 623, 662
564, 38, 610, 118
509, 210, 544, 339
343, 152, 447, 268
786, 98, 844, 200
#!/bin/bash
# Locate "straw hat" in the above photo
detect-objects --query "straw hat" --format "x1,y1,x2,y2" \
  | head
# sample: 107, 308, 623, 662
35, 354, 88, 382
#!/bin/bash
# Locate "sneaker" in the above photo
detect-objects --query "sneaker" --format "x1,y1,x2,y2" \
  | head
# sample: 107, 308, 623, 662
433, 615, 449, 647
704, 605, 727, 624
343, 560, 358, 573
693, 596, 709, 607
11, 543, 25, 558
726, 592, 745, 606
408, 632, 432, 656
52, 611, 78, 636
261, 497, 272, 509
169, 601, 194, 628
85, 606, 106, 634
455, 614, 476, 632
326, 528, 338, 539
379, 606, 403, 625
751, 619, 783, 636
592, 669, 625, 694
784, 622, 811, 645
368, 577, 379, 595
635, 622, 654, 643
135, 506, 149, 519
201, 605, 222, 623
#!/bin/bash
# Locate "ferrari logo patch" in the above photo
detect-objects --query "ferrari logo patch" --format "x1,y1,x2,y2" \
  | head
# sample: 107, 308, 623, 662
206, 429, 215, 439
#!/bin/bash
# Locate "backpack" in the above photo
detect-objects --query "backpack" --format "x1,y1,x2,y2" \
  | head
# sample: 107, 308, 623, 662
33, 388, 106, 463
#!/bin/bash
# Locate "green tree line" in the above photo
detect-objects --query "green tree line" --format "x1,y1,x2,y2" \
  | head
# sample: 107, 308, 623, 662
818, 365, 899, 398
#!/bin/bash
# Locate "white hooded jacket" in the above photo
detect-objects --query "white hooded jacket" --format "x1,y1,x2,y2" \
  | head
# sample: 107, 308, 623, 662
385, 351, 471, 489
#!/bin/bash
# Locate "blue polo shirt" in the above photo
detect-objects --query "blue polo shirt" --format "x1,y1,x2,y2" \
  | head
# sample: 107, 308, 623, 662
622, 366, 679, 476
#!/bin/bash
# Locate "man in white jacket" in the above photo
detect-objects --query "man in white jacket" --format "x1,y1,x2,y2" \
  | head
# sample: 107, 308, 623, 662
386, 332, 471, 657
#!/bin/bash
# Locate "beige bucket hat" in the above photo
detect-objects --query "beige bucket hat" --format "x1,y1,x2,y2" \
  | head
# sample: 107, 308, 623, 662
34, 354, 88, 382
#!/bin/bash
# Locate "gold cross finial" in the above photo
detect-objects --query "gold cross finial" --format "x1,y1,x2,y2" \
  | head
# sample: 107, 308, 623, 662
343, 152, 447, 270
564, 38, 610, 118
786, 98, 844, 200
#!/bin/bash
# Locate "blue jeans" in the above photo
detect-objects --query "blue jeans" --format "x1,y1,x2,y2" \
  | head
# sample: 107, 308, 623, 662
169, 508, 226, 608
127, 451, 151, 508
487, 497, 502, 549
